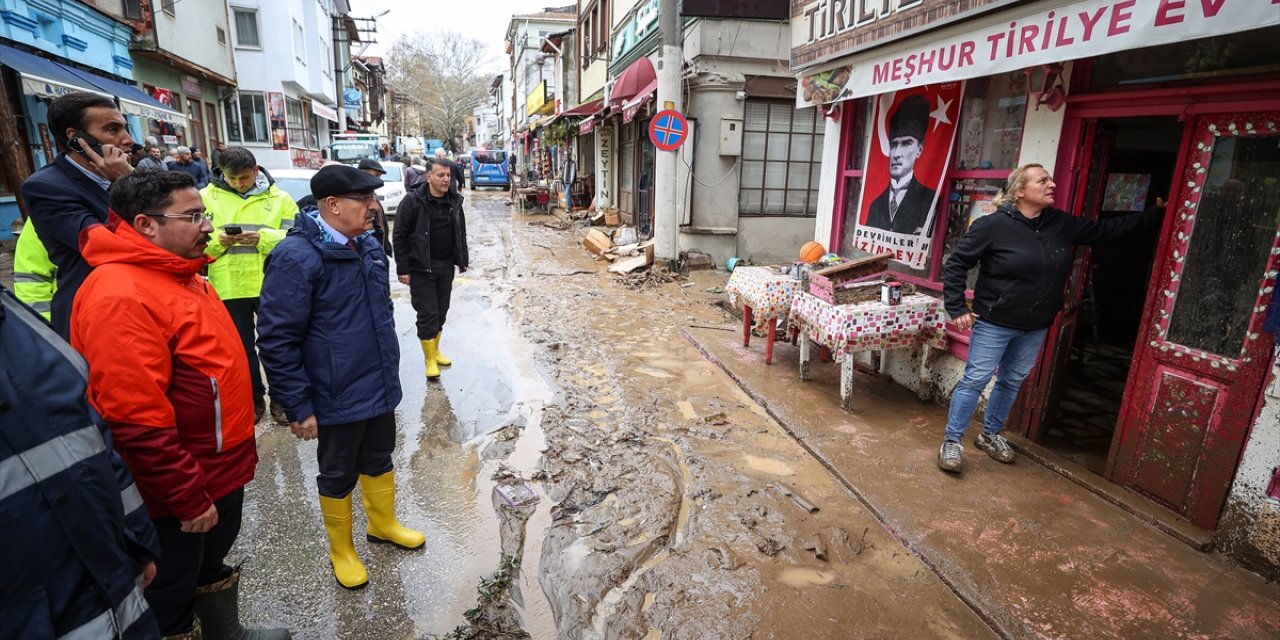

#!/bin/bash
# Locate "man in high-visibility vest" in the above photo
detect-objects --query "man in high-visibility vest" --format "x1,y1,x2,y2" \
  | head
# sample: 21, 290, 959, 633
201, 147, 298, 424
12, 219, 57, 320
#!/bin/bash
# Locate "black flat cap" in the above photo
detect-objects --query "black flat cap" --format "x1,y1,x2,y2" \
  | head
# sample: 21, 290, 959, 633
312, 164, 384, 199
357, 158, 386, 174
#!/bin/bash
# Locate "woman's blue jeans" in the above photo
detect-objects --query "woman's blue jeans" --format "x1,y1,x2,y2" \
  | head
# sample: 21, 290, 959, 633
944, 319, 1048, 443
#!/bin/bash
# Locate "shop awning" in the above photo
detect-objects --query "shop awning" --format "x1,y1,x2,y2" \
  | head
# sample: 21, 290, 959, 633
64, 67, 187, 126
310, 101, 340, 124
620, 81, 656, 124
610, 57, 656, 108
0, 43, 107, 99
560, 98, 604, 118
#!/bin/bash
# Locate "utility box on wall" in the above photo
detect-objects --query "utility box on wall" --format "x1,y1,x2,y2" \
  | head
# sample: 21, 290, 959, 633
718, 117, 742, 156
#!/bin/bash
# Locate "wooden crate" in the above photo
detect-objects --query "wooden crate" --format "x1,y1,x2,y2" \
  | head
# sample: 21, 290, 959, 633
807, 252, 894, 304
808, 278, 883, 305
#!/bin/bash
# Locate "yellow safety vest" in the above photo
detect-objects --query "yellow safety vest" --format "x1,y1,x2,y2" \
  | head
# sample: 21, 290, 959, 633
200, 182, 299, 300
13, 220, 56, 320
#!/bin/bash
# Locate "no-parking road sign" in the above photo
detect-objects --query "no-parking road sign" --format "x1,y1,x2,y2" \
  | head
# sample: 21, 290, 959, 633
649, 109, 689, 151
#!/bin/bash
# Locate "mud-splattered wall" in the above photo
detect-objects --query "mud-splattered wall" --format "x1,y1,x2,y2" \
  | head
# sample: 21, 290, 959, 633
1218, 348, 1280, 580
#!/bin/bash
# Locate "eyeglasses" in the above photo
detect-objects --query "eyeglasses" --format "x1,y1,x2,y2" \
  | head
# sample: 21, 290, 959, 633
145, 211, 211, 224
332, 193, 378, 204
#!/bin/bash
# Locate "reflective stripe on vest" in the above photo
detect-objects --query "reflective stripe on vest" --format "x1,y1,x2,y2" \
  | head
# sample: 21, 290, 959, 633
28, 300, 51, 314
58, 583, 149, 640
0, 425, 105, 502
280, 217, 294, 229
0, 293, 88, 379
12, 272, 53, 284
120, 481, 144, 516
225, 245, 258, 255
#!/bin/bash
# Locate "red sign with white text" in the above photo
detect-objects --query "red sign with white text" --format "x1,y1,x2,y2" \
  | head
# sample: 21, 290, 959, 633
796, 0, 1280, 106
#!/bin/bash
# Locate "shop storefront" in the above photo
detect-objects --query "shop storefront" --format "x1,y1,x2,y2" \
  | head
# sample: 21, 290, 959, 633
793, 0, 1280, 571
0, 37, 184, 237
606, 56, 658, 236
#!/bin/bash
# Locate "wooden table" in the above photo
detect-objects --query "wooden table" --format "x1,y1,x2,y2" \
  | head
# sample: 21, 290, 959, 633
726, 266, 805, 364
788, 292, 948, 410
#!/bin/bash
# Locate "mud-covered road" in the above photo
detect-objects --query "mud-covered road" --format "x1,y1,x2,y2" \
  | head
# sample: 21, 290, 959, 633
231, 190, 995, 639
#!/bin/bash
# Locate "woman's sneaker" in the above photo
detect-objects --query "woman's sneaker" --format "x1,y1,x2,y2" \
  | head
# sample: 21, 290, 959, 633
937, 441, 963, 473
975, 432, 1015, 463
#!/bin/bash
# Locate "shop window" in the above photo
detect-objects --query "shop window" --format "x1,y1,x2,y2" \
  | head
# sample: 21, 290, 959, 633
124, 0, 143, 21
286, 97, 306, 148
739, 100, 823, 217
955, 72, 1026, 172
1090, 26, 1280, 88
233, 9, 260, 48
835, 80, 1021, 287
223, 92, 268, 144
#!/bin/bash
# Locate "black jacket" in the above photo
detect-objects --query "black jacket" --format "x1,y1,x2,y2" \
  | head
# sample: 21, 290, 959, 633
867, 176, 937, 236
942, 204, 1164, 330
20, 155, 112, 338
392, 186, 469, 274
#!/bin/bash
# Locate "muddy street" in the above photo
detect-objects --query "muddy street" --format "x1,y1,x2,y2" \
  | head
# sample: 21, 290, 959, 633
229, 190, 991, 639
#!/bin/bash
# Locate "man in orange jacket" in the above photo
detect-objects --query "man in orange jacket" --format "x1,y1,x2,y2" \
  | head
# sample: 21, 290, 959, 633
71, 171, 288, 640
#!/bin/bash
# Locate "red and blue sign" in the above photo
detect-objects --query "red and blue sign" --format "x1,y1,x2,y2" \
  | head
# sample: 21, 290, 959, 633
649, 109, 689, 151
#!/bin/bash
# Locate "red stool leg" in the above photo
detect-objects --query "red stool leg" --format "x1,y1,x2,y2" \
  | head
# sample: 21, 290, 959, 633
765, 318, 777, 365
743, 305, 753, 347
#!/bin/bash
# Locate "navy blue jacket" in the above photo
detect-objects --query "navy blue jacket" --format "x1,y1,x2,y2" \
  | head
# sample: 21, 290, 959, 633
257, 211, 403, 425
20, 155, 112, 338
0, 288, 160, 639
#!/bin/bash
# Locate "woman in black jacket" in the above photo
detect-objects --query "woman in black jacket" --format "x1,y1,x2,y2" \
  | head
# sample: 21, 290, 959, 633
937, 163, 1164, 473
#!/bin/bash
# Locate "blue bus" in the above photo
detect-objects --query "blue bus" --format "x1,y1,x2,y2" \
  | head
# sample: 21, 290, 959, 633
470, 149, 510, 190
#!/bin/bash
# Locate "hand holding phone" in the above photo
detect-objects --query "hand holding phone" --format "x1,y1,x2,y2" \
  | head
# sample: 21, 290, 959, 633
69, 130, 133, 181
224, 225, 243, 236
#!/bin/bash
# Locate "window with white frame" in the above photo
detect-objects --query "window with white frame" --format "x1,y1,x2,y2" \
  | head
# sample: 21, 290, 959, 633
739, 101, 824, 216
233, 9, 259, 48
222, 91, 268, 144
286, 97, 306, 147
293, 20, 305, 63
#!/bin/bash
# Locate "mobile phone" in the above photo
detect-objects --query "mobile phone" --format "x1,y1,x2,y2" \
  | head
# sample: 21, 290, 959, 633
67, 130, 104, 156
224, 225, 243, 236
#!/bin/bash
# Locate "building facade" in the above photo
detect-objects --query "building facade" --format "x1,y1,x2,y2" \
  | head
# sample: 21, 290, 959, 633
124, 0, 236, 156
791, 0, 1280, 576
0, 0, 183, 238
223, 0, 347, 169
504, 6, 575, 179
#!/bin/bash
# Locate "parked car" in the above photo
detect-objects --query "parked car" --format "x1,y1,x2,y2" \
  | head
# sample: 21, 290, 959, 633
271, 165, 405, 219
270, 168, 317, 205
377, 161, 407, 218
470, 149, 510, 190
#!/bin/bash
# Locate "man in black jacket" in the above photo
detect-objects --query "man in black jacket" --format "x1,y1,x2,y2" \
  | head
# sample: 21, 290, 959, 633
866, 94, 937, 236
392, 157, 469, 380
21, 92, 137, 338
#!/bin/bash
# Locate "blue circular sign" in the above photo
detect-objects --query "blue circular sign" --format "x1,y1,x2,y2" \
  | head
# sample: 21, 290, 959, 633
649, 110, 688, 151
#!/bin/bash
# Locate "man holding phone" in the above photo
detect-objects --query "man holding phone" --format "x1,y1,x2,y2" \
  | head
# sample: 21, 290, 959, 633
21, 91, 138, 338
201, 147, 299, 423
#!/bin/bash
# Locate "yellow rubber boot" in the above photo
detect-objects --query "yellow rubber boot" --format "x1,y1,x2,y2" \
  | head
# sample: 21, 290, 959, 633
318, 494, 369, 589
433, 331, 452, 367
420, 339, 440, 379
360, 472, 425, 550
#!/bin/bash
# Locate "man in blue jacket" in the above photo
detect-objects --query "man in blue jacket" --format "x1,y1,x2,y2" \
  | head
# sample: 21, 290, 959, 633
1, 286, 161, 639
256, 165, 423, 590
21, 91, 137, 338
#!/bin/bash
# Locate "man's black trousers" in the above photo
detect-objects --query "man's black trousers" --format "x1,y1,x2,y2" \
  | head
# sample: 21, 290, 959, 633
147, 488, 244, 635
317, 411, 396, 497
222, 297, 265, 399
408, 259, 455, 339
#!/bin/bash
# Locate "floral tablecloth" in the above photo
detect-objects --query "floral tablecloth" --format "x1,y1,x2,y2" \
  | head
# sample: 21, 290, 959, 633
788, 292, 948, 357
727, 266, 805, 321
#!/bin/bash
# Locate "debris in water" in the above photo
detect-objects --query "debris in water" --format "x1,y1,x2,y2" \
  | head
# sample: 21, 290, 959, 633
702, 412, 729, 425
444, 555, 530, 640
496, 482, 540, 508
